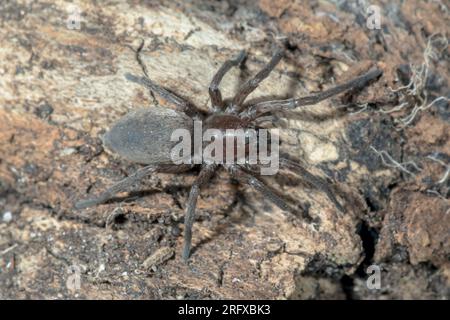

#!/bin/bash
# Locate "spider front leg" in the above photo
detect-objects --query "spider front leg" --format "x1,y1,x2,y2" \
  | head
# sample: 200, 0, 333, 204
75, 165, 158, 209
125, 41, 202, 117
230, 49, 284, 113
241, 68, 383, 120
124, 73, 203, 117
209, 50, 246, 111
182, 164, 217, 262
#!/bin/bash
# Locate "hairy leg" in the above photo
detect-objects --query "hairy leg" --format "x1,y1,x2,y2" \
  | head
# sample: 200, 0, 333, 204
279, 157, 344, 212
209, 50, 246, 111
182, 164, 217, 262
126, 40, 202, 117
125, 73, 196, 112
241, 68, 383, 120
230, 49, 284, 113
75, 165, 158, 209
228, 165, 290, 211
135, 39, 151, 79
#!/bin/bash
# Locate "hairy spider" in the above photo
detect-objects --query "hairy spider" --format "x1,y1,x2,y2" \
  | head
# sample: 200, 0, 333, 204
75, 42, 382, 261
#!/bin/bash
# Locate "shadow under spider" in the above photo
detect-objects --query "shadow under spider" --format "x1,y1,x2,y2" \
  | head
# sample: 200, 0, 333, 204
188, 187, 268, 257
107, 174, 249, 256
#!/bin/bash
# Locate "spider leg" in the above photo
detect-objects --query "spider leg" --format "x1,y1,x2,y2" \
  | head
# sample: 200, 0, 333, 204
125, 41, 202, 117
241, 68, 383, 120
209, 50, 246, 111
124, 72, 203, 117
75, 165, 158, 209
230, 49, 284, 113
135, 39, 151, 79
182, 164, 217, 262
228, 165, 290, 212
279, 157, 344, 212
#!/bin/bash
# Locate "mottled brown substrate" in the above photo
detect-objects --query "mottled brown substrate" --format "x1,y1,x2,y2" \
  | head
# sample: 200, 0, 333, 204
0, 0, 448, 299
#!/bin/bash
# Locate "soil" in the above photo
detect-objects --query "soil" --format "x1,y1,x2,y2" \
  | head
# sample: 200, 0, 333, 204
0, 0, 448, 299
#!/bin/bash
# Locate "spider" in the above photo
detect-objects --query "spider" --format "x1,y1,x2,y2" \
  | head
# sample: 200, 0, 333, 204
75, 42, 382, 261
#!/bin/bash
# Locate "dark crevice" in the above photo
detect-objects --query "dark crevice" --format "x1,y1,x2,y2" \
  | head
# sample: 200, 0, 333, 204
339, 220, 380, 299
355, 221, 379, 277
364, 195, 379, 212
340, 275, 354, 300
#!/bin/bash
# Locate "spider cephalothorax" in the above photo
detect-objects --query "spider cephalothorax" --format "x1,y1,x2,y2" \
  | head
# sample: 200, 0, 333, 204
76, 42, 382, 261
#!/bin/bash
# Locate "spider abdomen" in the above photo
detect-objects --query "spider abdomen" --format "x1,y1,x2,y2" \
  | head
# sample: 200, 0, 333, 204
104, 107, 193, 165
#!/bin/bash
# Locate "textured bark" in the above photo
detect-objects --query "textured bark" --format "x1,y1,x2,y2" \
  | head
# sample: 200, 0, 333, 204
0, 0, 448, 299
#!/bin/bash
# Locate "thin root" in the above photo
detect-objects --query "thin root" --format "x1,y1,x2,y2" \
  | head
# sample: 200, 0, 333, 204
383, 34, 449, 129
370, 146, 421, 176
427, 155, 450, 184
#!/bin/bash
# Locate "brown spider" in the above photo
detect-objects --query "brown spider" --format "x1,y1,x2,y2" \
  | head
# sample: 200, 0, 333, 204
75, 42, 382, 261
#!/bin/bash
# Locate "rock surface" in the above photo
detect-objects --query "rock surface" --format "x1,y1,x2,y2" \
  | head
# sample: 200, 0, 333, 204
0, 0, 448, 299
